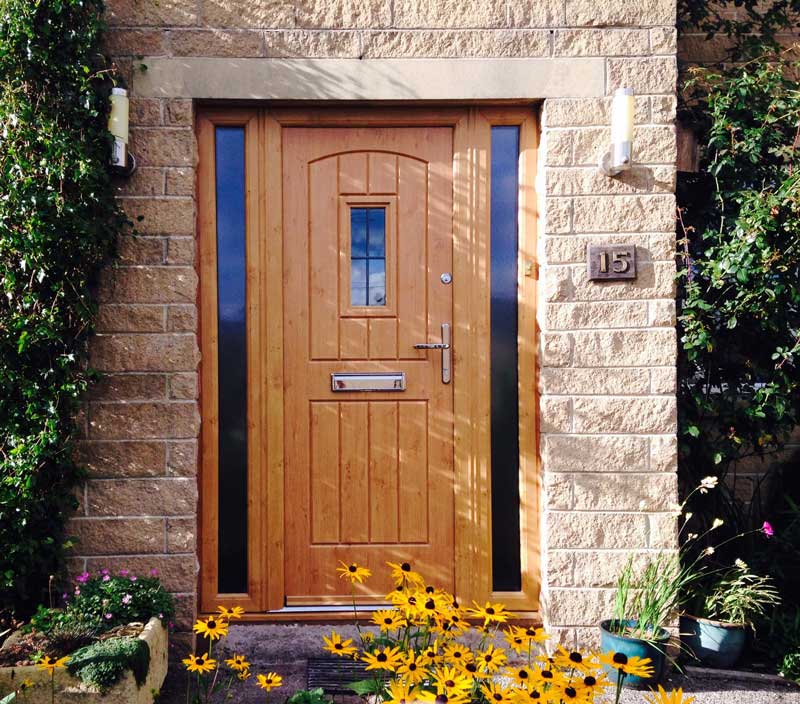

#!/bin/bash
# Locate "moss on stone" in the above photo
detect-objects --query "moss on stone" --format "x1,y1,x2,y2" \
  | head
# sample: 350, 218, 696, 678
67, 637, 150, 691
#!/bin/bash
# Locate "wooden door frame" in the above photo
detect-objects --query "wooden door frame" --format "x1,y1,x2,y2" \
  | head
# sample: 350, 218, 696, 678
197, 106, 540, 619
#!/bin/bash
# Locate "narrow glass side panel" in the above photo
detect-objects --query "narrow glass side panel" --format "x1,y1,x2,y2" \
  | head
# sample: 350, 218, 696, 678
490, 126, 522, 592
350, 207, 387, 306
215, 126, 248, 594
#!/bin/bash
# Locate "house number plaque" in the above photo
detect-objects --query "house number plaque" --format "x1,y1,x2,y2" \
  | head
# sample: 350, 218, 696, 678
587, 244, 637, 281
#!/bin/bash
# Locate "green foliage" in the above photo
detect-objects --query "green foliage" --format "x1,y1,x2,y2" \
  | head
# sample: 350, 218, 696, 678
286, 688, 333, 704
67, 571, 175, 630
67, 637, 150, 691
0, 0, 124, 618
702, 564, 781, 626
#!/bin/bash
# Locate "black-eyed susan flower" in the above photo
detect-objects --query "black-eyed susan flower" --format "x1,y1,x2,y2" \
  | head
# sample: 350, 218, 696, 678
469, 601, 512, 626
336, 561, 372, 584
183, 653, 217, 674
505, 665, 534, 687
193, 615, 229, 640
256, 672, 283, 691
431, 666, 472, 695
372, 609, 405, 632
225, 654, 250, 672
530, 666, 562, 689
443, 643, 472, 665
517, 625, 549, 644
237, 669, 252, 681
503, 627, 527, 654
418, 640, 442, 667
396, 652, 428, 685
362, 645, 403, 671
36, 655, 69, 674
549, 680, 583, 702
553, 646, 595, 674
217, 605, 245, 620
480, 681, 515, 704
458, 659, 487, 679
576, 672, 610, 698
511, 687, 543, 704
418, 689, 469, 704
385, 678, 416, 704
598, 652, 654, 679
476, 644, 507, 673
322, 631, 358, 658
643, 685, 696, 704
387, 561, 425, 587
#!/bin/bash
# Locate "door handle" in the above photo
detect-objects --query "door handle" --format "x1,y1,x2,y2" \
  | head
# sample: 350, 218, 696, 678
414, 323, 451, 384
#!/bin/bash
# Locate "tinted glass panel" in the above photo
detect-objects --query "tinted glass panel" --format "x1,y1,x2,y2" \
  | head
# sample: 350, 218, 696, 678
215, 126, 248, 594
490, 126, 522, 592
350, 207, 387, 307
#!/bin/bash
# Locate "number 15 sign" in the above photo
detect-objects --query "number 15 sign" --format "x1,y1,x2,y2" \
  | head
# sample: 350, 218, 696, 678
587, 244, 637, 281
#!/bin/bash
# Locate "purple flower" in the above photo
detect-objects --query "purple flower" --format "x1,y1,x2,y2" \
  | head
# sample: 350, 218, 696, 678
102, 574, 110, 582
122, 594, 132, 605
130, 575, 137, 582
119, 569, 129, 577
762, 521, 775, 538
149, 568, 159, 577
76, 572, 90, 584
74, 587, 81, 596
100, 568, 110, 576
105, 613, 113, 620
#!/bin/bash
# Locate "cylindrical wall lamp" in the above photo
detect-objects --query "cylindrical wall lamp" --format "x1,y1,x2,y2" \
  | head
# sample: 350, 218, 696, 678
599, 87, 635, 176
108, 87, 135, 174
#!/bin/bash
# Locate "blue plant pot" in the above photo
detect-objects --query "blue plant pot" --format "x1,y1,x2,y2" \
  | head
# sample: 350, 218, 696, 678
680, 614, 747, 668
599, 620, 669, 687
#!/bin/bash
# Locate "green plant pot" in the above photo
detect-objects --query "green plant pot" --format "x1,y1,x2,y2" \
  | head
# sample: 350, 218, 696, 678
680, 614, 747, 668
599, 619, 669, 687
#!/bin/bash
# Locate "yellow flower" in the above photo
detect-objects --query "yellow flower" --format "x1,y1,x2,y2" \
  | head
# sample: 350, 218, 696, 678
443, 643, 472, 666
418, 689, 469, 704
225, 654, 251, 672
576, 672, 611, 698
480, 681, 515, 703
336, 561, 372, 584
511, 687, 544, 704
322, 631, 358, 658
19, 678, 34, 691
256, 672, 283, 691
552, 646, 596, 674
387, 561, 425, 587
504, 665, 535, 687
36, 655, 69, 674
362, 646, 403, 672
385, 678, 416, 704
372, 609, 405, 632
432, 666, 472, 695
644, 685, 696, 704
530, 666, 562, 689
515, 625, 549, 644
183, 653, 217, 674
193, 615, 229, 640
361, 631, 375, 645
238, 669, 252, 681
599, 652, 654, 679
418, 640, 442, 667
548, 680, 585, 702
503, 628, 527, 655
395, 652, 428, 685
469, 601, 512, 626
476, 644, 507, 673
217, 605, 245, 620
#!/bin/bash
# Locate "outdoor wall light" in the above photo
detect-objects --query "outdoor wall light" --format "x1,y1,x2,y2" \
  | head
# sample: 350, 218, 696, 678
599, 87, 635, 177
108, 87, 136, 174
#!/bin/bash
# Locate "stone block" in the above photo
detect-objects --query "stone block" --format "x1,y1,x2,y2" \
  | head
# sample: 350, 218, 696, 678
541, 332, 573, 367
571, 329, 676, 367
650, 26, 678, 54
570, 261, 676, 302
607, 56, 678, 94
544, 97, 648, 127
573, 125, 676, 166
71, 517, 165, 555
648, 512, 679, 549
105, 28, 167, 57
651, 95, 678, 124
266, 29, 361, 57
649, 299, 677, 326
165, 168, 194, 196
545, 301, 649, 330
545, 473, 573, 510
565, 0, 676, 27
506, 0, 566, 27
106, 0, 197, 26
546, 550, 575, 586
572, 472, 678, 511
76, 440, 167, 478
85, 555, 197, 592
119, 198, 195, 236
651, 367, 677, 394
544, 233, 658, 265
571, 549, 674, 588
87, 478, 196, 517
540, 368, 650, 396
168, 440, 198, 476
547, 511, 649, 549
573, 396, 677, 434
553, 29, 650, 56
165, 100, 194, 126
166, 237, 195, 265
89, 401, 200, 440
115, 168, 165, 197
129, 99, 162, 127
129, 129, 195, 167
545, 130, 573, 166
167, 517, 196, 553
201, 0, 295, 28
546, 166, 676, 197
361, 29, 550, 58
394, 0, 503, 28
543, 435, 650, 474
649, 232, 676, 260
543, 263, 573, 303
99, 266, 197, 304
169, 373, 198, 400
167, 305, 198, 331
650, 434, 678, 473
117, 235, 165, 265
541, 396, 572, 433
169, 29, 265, 57
90, 333, 199, 372
572, 195, 675, 233
297, 0, 392, 28
96, 304, 165, 333
545, 198, 573, 234
548, 588, 616, 626
87, 373, 167, 401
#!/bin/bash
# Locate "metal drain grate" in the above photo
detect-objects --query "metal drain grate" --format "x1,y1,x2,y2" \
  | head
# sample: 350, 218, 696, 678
307, 657, 369, 695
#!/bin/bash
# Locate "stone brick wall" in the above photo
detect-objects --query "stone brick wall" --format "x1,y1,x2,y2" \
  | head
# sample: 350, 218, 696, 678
70, 0, 679, 648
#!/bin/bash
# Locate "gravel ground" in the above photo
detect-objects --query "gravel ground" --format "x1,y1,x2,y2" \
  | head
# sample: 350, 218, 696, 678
157, 623, 800, 703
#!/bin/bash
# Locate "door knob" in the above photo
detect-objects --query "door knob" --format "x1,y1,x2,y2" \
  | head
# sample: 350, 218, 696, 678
413, 323, 451, 384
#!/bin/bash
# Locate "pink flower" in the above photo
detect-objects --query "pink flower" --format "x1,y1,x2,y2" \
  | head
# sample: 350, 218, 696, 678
100, 568, 110, 575
762, 521, 775, 537
105, 613, 113, 620
102, 574, 110, 582
130, 576, 137, 582
149, 568, 159, 577
74, 587, 81, 596
119, 569, 129, 577
76, 572, 90, 584
122, 594, 132, 605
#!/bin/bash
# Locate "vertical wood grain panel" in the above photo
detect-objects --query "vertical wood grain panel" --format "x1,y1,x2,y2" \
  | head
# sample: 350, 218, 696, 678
340, 318, 368, 359
309, 158, 340, 359
399, 401, 429, 543
397, 157, 428, 358
340, 152, 367, 193
369, 402, 399, 543
310, 402, 340, 544
340, 402, 370, 543
368, 153, 397, 193
368, 317, 398, 359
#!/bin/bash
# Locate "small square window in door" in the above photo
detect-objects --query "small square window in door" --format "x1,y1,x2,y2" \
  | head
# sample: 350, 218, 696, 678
350, 207, 386, 307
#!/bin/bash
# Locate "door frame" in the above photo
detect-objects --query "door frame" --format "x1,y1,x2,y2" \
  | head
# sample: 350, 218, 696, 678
197, 106, 540, 619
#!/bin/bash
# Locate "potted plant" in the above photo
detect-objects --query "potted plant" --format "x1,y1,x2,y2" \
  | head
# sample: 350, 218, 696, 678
681, 561, 780, 668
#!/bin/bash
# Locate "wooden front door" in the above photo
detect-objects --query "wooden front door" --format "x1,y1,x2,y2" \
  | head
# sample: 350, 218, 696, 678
282, 127, 455, 604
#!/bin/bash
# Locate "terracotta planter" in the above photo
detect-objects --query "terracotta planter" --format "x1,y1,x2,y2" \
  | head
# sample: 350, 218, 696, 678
0, 617, 168, 704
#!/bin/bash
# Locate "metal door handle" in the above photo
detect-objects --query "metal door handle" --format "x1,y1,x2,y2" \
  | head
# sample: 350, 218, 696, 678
414, 323, 451, 384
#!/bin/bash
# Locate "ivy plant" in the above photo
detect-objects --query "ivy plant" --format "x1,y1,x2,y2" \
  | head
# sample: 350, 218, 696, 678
0, 0, 124, 619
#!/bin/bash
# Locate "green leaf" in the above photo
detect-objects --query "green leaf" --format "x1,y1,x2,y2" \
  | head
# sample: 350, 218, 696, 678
346, 680, 385, 696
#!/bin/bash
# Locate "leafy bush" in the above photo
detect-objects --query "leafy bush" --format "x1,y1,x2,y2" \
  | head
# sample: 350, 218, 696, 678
703, 564, 780, 626
0, 0, 124, 619
67, 637, 150, 690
